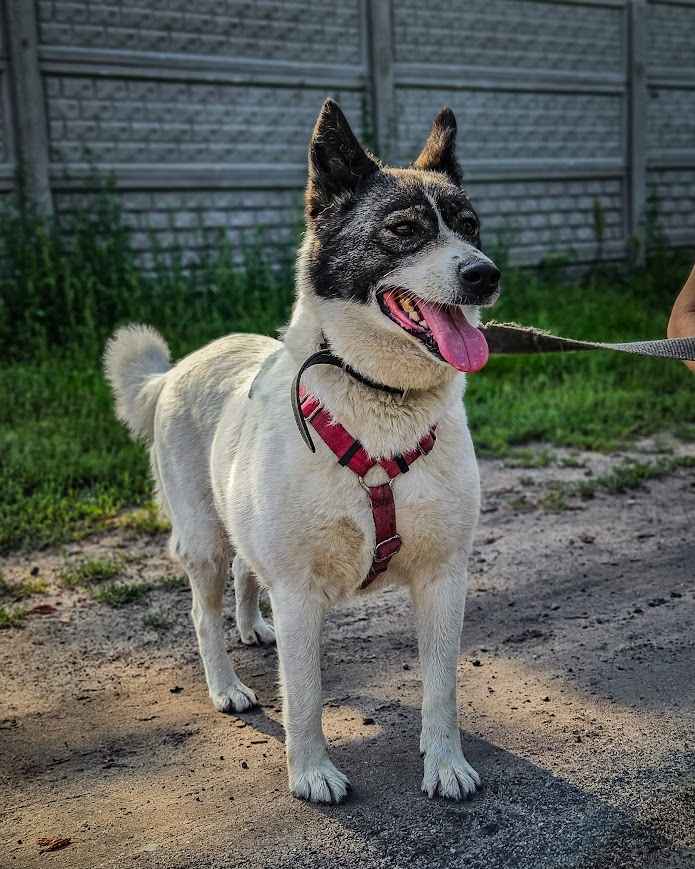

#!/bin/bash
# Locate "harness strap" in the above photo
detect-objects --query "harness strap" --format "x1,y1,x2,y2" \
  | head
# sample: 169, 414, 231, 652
365, 483, 401, 584
299, 387, 436, 588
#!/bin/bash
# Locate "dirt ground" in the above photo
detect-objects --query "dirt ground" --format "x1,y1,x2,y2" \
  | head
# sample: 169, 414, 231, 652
2, 441, 694, 869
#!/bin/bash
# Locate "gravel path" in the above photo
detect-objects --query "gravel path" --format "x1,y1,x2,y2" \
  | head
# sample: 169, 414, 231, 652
2, 442, 694, 869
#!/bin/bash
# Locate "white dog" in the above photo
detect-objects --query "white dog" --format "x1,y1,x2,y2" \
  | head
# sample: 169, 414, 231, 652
105, 99, 501, 804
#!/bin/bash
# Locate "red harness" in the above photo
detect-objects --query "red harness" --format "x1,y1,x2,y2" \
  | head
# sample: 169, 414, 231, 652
299, 387, 437, 589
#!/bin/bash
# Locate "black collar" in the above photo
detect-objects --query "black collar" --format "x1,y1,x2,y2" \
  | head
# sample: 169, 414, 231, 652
291, 341, 405, 452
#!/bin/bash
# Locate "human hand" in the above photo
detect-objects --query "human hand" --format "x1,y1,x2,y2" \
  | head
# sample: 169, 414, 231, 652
667, 265, 695, 372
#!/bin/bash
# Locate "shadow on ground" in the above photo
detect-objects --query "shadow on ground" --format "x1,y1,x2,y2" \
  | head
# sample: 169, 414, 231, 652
2, 465, 694, 868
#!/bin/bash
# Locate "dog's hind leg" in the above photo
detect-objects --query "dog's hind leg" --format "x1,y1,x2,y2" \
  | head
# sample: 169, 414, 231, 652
154, 438, 257, 714
175, 536, 258, 713
232, 555, 275, 646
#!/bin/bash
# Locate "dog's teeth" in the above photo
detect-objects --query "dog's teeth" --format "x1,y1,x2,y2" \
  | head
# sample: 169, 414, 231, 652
410, 311, 422, 322
401, 298, 414, 314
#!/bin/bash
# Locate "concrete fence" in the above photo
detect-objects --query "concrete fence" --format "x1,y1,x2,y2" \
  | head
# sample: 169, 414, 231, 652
0, 0, 693, 266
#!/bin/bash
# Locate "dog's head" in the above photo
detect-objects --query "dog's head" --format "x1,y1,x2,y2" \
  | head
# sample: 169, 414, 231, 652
297, 99, 501, 391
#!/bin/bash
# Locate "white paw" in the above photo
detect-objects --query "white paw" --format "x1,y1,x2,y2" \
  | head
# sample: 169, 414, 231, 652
421, 748, 481, 801
211, 681, 257, 714
239, 616, 275, 646
290, 757, 351, 804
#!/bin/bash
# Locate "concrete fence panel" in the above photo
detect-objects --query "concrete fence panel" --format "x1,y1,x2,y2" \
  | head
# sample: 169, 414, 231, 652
1, 0, 693, 266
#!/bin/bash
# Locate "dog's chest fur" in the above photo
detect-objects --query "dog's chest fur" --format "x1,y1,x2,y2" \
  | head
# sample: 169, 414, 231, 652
214, 345, 480, 601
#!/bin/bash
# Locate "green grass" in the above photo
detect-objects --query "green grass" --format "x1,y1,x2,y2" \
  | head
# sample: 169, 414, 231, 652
503, 447, 556, 469
56, 557, 182, 607
0, 605, 26, 629
539, 455, 695, 510
58, 557, 122, 588
558, 455, 587, 469
468, 257, 695, 454
158, 574, 188, 592
0, 574, 48, 599
116, 504, 171, 536
91, 581, 151, 607
1, 188, 694, 553
574, 455, 695, 498
539, 487, 573, 512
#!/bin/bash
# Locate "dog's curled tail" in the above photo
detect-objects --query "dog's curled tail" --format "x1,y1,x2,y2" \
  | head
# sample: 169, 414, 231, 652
104, 324, 171, 443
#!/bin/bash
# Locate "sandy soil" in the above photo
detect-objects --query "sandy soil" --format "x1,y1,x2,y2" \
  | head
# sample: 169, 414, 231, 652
2, 442, 694, 869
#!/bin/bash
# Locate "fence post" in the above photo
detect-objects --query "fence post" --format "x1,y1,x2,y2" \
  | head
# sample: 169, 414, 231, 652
366, 0, 396, 162
626, 0, 647, 262
4, 0, 53, 215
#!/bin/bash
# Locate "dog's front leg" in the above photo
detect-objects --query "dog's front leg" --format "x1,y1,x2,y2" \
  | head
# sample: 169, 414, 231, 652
411, 563, 480, 800
270, 585, 350, 804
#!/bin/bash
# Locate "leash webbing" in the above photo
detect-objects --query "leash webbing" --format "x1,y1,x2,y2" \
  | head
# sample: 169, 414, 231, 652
481, 322, 695, 362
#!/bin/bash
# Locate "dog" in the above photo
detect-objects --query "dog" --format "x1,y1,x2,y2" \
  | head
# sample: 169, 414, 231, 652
104, 99, 501, 804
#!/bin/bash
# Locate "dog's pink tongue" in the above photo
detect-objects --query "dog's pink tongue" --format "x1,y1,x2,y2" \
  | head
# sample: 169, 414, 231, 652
417, 301, 489, 373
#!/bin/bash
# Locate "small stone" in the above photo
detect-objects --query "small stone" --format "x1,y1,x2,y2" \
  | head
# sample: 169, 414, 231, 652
481, 821, 499, 836
472, 659, 482, 667
240, 760, 248, 769
169, 686, 183, 694
402, 663, 410, 671
30, 566, 40, 576
647, 598, 667, 607
362, 716, 375, 725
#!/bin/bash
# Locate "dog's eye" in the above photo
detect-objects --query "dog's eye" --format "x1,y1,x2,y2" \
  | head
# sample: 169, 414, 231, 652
459, 215, 479, 238
389, 221, 418, 238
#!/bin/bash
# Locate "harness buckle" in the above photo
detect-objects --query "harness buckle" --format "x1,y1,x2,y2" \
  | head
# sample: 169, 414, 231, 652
358, 476, 394, 492
304, 402, 322, 423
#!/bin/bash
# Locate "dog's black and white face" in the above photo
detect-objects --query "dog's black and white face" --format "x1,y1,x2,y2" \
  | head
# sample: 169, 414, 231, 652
298, 99, 501, 389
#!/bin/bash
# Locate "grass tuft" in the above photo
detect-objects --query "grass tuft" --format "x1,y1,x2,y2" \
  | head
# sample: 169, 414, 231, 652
158, 574, 188, 592
91, 582, 151, 607
504, 448, 555, 469
541, 456, 695, 508
539, 486, 574, 512
143, 610, 171, 631
117, 503, 171, 536
59, 557, 122, 588
0, 605, 26, 629
558, 455, 587, 469
0, 575, 49, 599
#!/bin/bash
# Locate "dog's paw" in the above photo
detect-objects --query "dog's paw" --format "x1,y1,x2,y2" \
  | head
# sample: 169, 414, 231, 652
290, 758, 351, 804
211, 681, 257, 714
239, 616, 275, 646
421, 749, 481, 801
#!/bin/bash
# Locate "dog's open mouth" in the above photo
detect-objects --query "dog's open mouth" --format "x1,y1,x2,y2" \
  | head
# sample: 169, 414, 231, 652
379, 288, 489, 373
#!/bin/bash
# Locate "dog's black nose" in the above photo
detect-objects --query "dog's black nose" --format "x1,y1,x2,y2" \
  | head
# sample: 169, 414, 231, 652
457, 260, 500, 300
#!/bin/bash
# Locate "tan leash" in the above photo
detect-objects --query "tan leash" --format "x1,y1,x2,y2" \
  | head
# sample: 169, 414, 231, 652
481, 322, 695, 362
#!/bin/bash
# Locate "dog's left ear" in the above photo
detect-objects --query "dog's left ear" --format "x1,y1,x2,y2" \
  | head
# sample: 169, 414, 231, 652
306, 98, 379, 218
413, 107, 462, 186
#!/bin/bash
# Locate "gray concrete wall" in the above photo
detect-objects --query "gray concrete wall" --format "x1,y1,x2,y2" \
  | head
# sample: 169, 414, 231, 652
1, 0, 693, 266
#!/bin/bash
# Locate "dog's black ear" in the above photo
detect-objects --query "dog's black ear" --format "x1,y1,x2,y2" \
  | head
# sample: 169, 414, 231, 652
305, 98, 379, 219
413, 107, 462, 186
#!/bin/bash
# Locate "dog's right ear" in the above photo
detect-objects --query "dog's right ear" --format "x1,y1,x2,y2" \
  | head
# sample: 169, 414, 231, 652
305, 98, 379, 219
